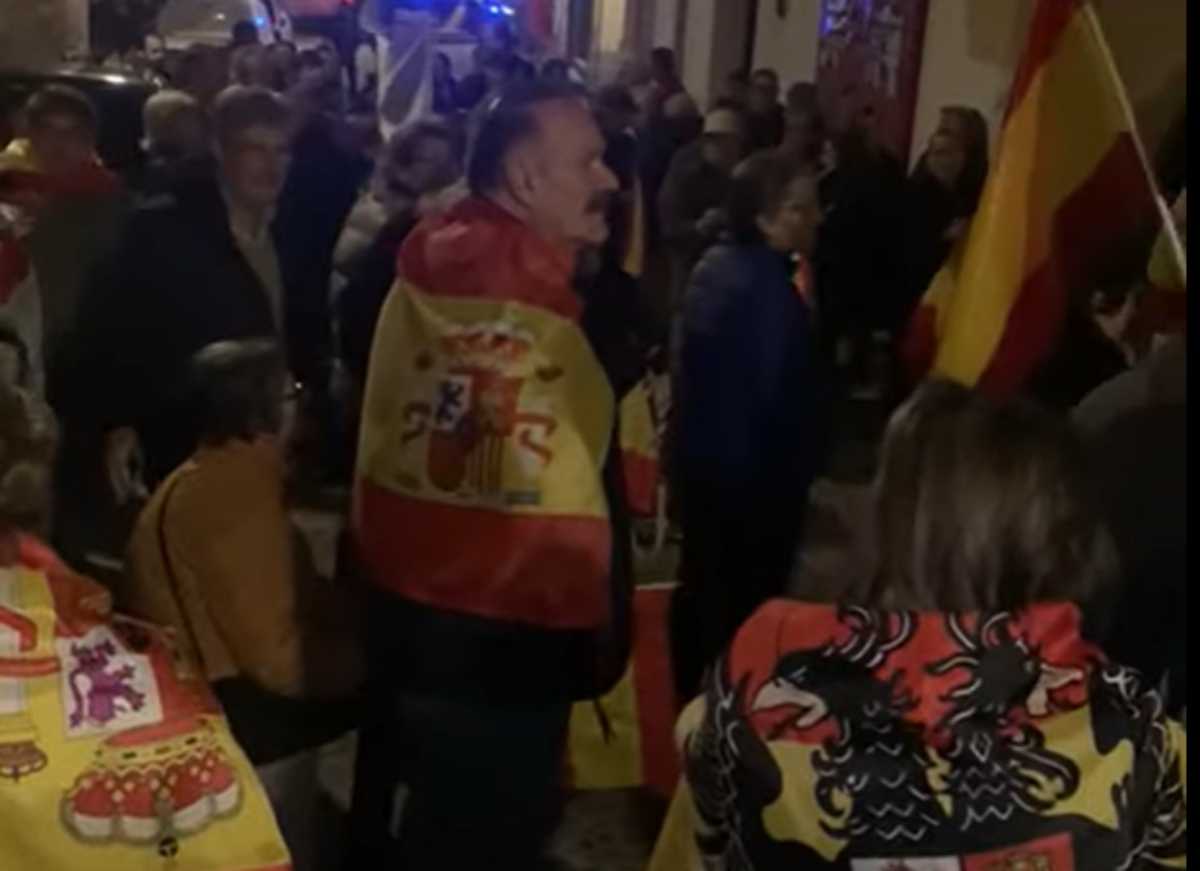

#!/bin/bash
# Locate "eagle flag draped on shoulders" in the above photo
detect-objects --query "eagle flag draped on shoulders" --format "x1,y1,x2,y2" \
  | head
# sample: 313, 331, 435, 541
902, 0, 1170, 397
353, 197, 616, 631
649, 600, 1187, 869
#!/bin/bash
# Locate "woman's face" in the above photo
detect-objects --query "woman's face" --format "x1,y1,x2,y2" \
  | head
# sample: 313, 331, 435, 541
926, 132, 966, 188
757, 175, 823, 256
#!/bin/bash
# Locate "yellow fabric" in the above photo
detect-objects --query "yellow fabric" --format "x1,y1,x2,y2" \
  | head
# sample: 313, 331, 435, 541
0, 563, 289, 871
929, 4, 1136, 387
622, 177, 646, 278
1148, 222, 1187, 291
646, 783, 701, 871
618, 379, 657, 462
124, 440, 305, 696
567, 662, 643, 790
357, 281, 615, 516
0, 138, 39, 173
648, 696, 1188, 869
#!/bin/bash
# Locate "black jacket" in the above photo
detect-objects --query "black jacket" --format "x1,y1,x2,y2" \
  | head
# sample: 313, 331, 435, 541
53, 177, 331, 484
275, 114, 370, 381
679, 243, 823, 492
337, 211, 418, 385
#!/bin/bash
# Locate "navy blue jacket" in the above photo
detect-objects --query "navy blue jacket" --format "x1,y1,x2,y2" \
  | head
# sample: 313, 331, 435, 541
679, 242, 820, 491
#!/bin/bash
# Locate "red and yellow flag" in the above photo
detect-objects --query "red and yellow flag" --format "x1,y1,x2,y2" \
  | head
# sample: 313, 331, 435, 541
0, 536, 289, 871
618, 376, 660, 518
0, 138, 118, 304
567, 583, 680, 798
903, 0, 1165, 396
353, 199, 617, 630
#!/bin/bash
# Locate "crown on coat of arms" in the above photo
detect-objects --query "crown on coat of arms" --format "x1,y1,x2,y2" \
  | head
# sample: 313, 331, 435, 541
439, 321, 534, 370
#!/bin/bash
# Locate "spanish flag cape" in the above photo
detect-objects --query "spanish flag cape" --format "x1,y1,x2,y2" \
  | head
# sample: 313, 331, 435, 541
0, 535, 289, 870
650, 600, 1187, 869
353, 197, 618, 632
901, 0, 1175, 396
0, 139, 119, 304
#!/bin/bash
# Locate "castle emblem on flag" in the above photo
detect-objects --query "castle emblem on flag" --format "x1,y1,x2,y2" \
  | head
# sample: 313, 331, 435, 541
399, 320, 560, 504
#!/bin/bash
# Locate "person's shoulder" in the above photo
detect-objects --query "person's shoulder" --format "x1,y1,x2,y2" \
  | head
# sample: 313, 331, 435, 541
397, 198, 578, 318
167, 443, 284, 530
129, 176, 221, 231
690, 243, 741, 282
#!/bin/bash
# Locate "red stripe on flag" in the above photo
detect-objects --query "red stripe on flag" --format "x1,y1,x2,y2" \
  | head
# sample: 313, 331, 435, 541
978, 134, 1155, 396
622, 451, 658, 517
899, 302, 938, 387
354, 479, 611, 628
1005, 0, 1081, 120
631, 585, 681, 798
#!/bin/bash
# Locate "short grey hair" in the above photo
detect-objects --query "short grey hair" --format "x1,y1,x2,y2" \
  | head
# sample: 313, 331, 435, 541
142, 89, 205, 153
211, 85, 291, 145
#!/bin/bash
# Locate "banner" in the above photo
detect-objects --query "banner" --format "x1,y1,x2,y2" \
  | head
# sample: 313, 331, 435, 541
566, 583, 679, 798
903, 0, 1164, 396
0, 540, 289, 870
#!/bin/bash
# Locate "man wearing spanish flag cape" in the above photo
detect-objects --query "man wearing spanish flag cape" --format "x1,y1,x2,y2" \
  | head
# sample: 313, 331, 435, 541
350, 80, 630, 866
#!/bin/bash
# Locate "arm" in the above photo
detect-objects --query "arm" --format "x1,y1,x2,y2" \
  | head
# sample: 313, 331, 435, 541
172, 477, 307, 698
175, 459, 362, 699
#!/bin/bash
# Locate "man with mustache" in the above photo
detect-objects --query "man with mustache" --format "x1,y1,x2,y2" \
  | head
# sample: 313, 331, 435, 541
349, 79, 628, 868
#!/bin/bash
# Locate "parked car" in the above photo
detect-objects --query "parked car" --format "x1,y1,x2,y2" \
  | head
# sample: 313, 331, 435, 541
0, 66, 158, 177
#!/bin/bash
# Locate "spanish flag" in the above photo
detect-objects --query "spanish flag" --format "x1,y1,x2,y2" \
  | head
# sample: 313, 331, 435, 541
903, 0, 1171, 396
618, 376, 660, 518
0, 138, 117, 303
0, 535, 289, 871
353, 198, 616, 630
567, 582, 680, 798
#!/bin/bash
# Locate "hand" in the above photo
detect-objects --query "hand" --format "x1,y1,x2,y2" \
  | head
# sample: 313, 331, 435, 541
104, 427, 148, 505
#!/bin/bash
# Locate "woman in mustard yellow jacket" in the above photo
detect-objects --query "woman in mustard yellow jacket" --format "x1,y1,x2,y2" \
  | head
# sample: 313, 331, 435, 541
123, 338, 361, 871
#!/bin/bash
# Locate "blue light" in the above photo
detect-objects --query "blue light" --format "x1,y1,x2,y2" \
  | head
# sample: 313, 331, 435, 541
500, 4, 515, 14
254, 15, 266, 27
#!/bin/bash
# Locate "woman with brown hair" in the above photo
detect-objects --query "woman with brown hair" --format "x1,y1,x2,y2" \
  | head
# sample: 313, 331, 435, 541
899, 106, 990, 326
650, 381, 1185, 869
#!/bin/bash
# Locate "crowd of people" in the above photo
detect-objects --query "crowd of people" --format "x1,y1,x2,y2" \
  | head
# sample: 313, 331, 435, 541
0, 16, 1187, 870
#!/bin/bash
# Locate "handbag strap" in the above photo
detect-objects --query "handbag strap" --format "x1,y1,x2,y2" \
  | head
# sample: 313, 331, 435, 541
154, 471, 212, 679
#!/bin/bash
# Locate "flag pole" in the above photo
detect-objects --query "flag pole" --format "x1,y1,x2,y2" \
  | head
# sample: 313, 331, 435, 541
1082, 1, 1187, 287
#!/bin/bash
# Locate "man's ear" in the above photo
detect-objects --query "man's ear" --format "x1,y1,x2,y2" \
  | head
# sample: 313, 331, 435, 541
503, 143, 539, 206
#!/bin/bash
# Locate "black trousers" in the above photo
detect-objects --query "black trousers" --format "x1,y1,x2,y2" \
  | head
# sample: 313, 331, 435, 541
670, 475, 807, 702
348, 681, 570, 870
